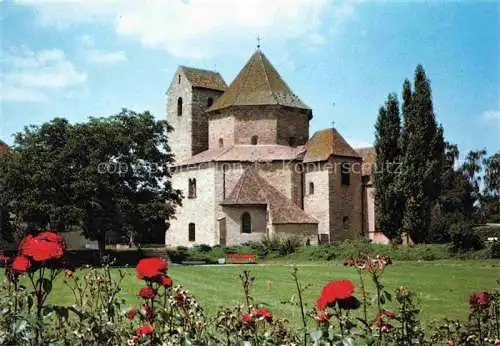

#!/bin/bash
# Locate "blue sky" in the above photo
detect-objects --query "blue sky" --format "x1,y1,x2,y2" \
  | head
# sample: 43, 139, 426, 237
1, 0, 498, 160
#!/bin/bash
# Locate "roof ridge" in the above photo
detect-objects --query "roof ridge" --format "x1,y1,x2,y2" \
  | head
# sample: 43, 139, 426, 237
258, 51, 276, 104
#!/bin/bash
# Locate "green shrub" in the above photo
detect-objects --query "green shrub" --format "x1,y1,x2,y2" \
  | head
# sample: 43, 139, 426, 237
486, 240, 500, 259
450, 223, 484, 252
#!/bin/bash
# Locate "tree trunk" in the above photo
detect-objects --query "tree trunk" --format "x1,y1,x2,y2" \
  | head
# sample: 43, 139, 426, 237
98, 232, 106, 264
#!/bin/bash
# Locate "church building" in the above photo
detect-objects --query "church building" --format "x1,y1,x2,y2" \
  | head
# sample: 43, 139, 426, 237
165, 49, 383, 247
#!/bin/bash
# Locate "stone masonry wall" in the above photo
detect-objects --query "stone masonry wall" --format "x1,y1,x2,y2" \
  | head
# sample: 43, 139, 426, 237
303, 163, 330, 237
208, 105, 310, 147
166, 165, 217, 247
270, 223, 318, 245
222, 206, 267, 246
328, 157, 363, 241
191, 88, 224, 155
166, 68, 193, 164
276, 109, 310, 146
209, 114, 235, 150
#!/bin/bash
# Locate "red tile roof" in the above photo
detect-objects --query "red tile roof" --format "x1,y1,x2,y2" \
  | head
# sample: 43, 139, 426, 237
175, 144, 305, 166
180, 66, 227, 91
303, 128, 361, 162
221, 167, 318, 224
207, 50, 311, 115
356, 147, 376, 176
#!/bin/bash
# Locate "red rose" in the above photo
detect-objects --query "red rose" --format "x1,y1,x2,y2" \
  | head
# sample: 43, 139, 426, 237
36, 231, 65, 245
316, 279, 355, 309
126, 309, 138, 320
469, 291, 489, 308
138, 286, 156, 299
136, 324, 154, 336
136, 258, 167, 280
12, 255, 31, 273
253, 308, 272, 322
159, 275, 172, 288
19, 235, 64, 262
241, 312, 252, 323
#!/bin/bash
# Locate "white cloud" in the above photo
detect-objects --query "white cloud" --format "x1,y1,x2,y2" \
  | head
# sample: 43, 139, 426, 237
346, 138, 372, 149
78, 34, 127, 64
14, 0, 358, 59
0, 46, 87, 102
482, 110, 500, 123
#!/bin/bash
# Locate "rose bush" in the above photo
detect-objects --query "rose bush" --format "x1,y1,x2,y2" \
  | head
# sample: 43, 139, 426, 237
1, 232, 499, 345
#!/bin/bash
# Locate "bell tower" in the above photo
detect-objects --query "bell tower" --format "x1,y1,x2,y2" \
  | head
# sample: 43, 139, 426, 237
166, 66, 227, 164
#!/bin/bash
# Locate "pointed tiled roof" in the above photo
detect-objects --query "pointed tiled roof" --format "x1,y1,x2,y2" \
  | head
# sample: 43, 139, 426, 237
303, 128, 361, 162
180, 66, 227, 91
356, 147, 376, 184
207, 50, 311, 113
221, 167, 318, 224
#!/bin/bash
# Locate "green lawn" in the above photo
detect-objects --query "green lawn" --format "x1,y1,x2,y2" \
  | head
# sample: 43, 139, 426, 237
5, 260, 500, 329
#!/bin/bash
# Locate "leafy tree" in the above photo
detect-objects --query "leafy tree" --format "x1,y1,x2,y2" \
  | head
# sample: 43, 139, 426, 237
374, 94, 403, 241
429, 143, 475, 242
460, 149, 487, 204
398, 65, 445, 243
480, 152, 500, 222
0, 110, 182, 258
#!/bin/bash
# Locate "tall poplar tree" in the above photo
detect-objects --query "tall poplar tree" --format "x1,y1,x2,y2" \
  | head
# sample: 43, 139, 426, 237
399, 65, 445, 243
374, 94, 403, 241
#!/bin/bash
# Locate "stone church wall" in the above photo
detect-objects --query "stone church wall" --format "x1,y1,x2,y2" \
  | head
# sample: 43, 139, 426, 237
166, 165, 217, 246
328, 157, 363, 241
221, 206, 267, 245
270, 223, 318, 245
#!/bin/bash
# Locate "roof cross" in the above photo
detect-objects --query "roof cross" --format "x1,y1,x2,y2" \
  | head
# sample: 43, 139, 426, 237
257, 35, 262, 49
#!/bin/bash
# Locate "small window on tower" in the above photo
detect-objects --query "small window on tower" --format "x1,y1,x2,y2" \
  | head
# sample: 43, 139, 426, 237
188, 178, 197, 198
178, 74, 181, 84
251, 135, 258, 145
218, 138, 224, 148
309, 182, 314, 195
342, 216, 350, 230
188, 223, 195, 241
341, 162, 350, 186
207, 97, 214, 107
177, 97, 183, 116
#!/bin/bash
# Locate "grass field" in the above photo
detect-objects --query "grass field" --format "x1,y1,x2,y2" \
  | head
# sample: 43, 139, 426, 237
4, 260, 499, 329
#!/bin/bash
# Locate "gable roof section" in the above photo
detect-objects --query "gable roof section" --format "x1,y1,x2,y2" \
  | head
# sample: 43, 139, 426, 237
221, 167, 318, 224
207, 50, 310, 113
180, 66, 227, 91
175, 144, 305, 166
303, 128, 361, 162
356, 147, 376, 184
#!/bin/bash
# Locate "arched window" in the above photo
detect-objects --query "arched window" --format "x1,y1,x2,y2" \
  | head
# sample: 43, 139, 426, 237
218, 138, 224, 148
251, 135, 258, 145
342, 216, 350, 230
177, 97, 183, 116
188, 178, 196, 198
241, 212, 251, 233
341, 162, 350, 186
309, 182, 314, 195
188, 223, 195, 241
207, 97, 214, 107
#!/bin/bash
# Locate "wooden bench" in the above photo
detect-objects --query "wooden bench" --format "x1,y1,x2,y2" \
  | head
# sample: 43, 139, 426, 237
226, 253, 257, 264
